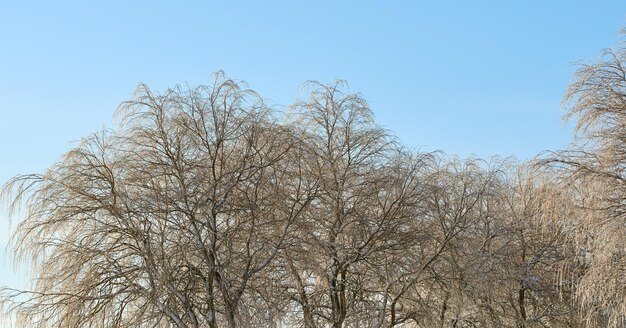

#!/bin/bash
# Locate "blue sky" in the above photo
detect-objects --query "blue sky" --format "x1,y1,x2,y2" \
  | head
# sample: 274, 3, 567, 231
0, 1, 624, 325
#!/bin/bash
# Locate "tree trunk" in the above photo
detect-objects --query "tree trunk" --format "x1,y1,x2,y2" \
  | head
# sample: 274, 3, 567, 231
518, 285, 526, 328
205, 273, 217, 328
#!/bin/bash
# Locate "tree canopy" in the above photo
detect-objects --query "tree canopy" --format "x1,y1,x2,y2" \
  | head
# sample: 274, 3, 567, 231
1, 42, 625, 327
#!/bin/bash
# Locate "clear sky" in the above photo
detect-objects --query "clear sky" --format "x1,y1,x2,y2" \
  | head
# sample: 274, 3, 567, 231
0, 1, 624, 325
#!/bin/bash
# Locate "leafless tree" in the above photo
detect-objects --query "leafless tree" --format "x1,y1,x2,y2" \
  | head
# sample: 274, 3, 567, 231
278, 81, 436, 328
1, 73, 315, 328
542, 39, 626, 327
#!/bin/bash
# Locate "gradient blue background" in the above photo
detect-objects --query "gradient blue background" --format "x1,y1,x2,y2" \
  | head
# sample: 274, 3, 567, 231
1, 1, 624, 326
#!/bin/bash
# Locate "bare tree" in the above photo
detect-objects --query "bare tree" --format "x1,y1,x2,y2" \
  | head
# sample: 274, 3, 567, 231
543, 40, 626, 327
277, 81, 436, 328
418, 158, 510, 328
499, 165, 580, 328
0, 73, 314, 328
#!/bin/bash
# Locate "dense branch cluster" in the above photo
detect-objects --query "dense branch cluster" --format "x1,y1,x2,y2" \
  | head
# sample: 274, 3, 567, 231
1, 44, 625, 327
